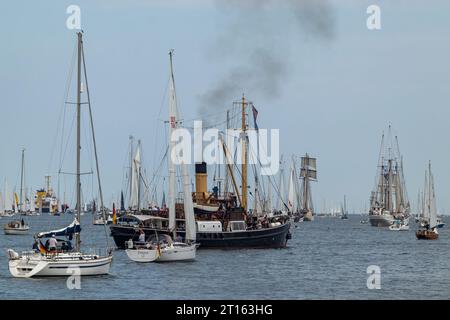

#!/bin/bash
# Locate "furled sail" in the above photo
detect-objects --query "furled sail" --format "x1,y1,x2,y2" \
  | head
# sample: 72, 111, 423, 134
129, 145, 141, 210
37, 219, 81, 238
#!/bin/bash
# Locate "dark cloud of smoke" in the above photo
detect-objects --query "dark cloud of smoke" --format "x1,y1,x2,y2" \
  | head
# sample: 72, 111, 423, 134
197, 0, 336, 120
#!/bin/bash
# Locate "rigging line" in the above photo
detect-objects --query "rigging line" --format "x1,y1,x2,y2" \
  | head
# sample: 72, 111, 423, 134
59, 111, 77, 173
81, 39, 110, 248
153, 78, 170, 175
47, 42, 77, 175
148, 145, 169, 191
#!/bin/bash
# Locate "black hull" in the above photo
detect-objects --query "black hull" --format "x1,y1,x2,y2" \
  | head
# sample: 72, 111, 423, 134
110, 223, 291, 249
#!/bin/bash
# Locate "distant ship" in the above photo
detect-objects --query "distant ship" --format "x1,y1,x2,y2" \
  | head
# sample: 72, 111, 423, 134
416, 161, 439, 240
299, 154, 317, 222
35, 176, 58, 214
368, 126, 410, 227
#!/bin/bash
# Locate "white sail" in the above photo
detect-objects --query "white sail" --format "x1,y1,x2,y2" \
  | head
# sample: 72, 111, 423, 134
30, 191, 35, 212
287, 162, 295, 213
167, 50, 177, 232
129, 145, 141, 210
0, 191, 4, 214
4, 180, 12, 212
180, 160, 195, 242
428, 164, 438, 229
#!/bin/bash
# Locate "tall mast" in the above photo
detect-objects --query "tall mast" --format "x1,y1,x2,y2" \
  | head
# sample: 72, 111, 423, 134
75, 31, 82, 251
136, 139, 141, 211
302, 154, 309, 211
129, 135, 134, 208
167, 49, 177, 236
19, 148, 25, 212
224, 110, 230, 195
241, 95, 248, 211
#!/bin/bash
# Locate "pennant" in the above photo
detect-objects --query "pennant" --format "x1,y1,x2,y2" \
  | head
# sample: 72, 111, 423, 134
251, 105, 259, 130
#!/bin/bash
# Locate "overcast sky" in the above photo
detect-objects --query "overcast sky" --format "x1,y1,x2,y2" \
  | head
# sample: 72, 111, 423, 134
1, 1, 449, 213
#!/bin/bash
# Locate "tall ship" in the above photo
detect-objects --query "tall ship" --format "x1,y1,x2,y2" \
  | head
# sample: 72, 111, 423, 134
368, 126, 410, 227
110, 52, 291, 249
299, 153, 317, 222
35, 176, 58, 214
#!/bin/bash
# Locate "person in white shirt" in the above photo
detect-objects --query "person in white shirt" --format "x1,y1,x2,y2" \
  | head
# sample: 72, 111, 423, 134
48, 234, 58, 252
138, 230, 145, 243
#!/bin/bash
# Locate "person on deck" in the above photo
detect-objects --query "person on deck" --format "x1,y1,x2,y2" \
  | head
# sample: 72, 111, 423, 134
138, 230, 146, 243
48, 234, 58, 252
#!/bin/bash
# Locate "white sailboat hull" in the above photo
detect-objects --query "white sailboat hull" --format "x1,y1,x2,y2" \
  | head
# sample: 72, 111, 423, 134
4, 226, 29, 235
125, 248, 158, 262
7, 251, 112, 278
158, 243, 196, 262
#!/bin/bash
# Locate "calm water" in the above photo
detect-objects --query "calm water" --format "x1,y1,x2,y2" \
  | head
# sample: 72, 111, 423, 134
0, 214, 449, 299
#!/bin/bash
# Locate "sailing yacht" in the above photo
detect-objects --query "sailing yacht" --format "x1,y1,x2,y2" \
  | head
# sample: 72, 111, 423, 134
416, 162, 439, 240
368, 126, 410, 227
126, 50, 196, 262
7, 32, 113, 277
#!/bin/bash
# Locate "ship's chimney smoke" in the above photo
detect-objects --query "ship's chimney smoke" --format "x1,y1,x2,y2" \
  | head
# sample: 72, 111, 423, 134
197, 0, 336, 120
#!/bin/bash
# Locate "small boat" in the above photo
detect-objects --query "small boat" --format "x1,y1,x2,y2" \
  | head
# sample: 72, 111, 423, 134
388, 220, 409, 231
416, 161, 439, 240
4, 220, 29, 235
93, 215, 113, 225
126, 51, 197, 263
416, 228, 438, 240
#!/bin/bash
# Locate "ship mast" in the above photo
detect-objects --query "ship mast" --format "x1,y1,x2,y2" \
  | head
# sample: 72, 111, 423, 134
75, 31, 82, 251
129, 135, 134, 209
241, 95, 248, 211
19, 148, 25, 212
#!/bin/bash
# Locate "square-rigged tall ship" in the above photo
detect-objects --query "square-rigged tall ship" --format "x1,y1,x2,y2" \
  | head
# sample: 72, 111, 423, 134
368, 126, 410, 227
110, 53, 291, 248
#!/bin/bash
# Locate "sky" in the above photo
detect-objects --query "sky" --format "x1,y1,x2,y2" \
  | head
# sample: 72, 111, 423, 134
1, 0, 450, 213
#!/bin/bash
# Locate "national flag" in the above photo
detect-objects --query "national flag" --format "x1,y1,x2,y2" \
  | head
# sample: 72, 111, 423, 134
251, 105, 259, 130
38, 240, 48, 254
112, 203, 117, 225
156, 243, 161, 258
14, 192, 19, 206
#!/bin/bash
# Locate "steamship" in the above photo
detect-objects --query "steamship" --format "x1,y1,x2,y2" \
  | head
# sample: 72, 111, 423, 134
110, 96, 291, 249
111, 163, 291, 249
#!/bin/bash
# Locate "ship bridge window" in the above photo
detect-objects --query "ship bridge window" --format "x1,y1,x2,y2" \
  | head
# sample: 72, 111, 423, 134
228, 221, 246, 232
